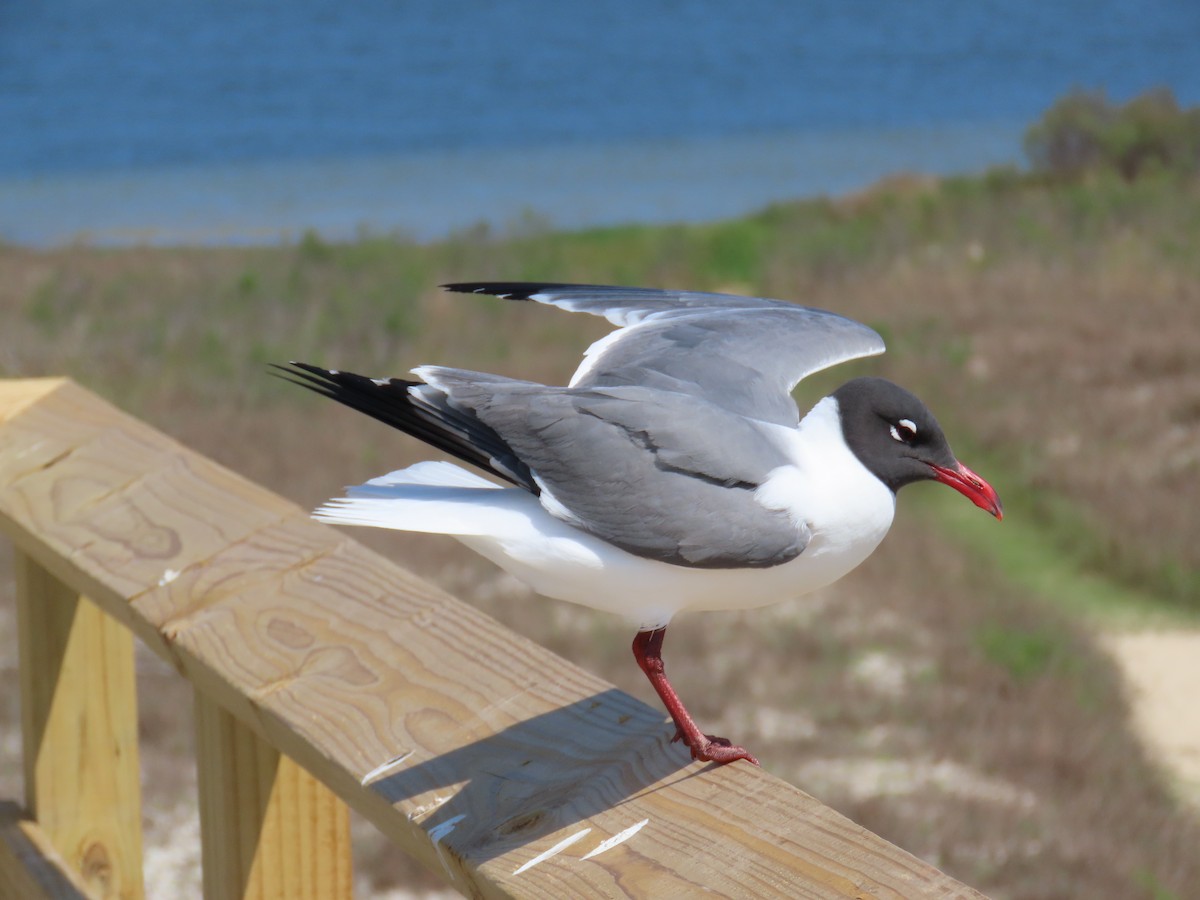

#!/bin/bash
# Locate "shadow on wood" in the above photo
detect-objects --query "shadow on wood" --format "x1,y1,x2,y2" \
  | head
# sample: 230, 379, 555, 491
365, 690, 692, 863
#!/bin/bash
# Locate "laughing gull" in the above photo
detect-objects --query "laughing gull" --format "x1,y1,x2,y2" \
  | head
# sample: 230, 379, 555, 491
278, 282, 1002, 766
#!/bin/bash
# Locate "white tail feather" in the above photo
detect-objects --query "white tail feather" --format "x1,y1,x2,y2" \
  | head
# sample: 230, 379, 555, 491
314, 482, 538, 536
360, 461, 500, 490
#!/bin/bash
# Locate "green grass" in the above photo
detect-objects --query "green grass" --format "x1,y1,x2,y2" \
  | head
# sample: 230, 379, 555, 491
914, 475, 1200, 629
907, 409, 1200, 627
975, 623, 1064, 682
1134, 868, 1184, 900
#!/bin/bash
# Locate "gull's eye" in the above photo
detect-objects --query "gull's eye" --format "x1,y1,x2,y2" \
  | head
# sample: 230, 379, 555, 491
889, 418, 917, 444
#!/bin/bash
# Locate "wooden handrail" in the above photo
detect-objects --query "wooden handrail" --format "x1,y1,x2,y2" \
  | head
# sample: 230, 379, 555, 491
0, 378, 984, 898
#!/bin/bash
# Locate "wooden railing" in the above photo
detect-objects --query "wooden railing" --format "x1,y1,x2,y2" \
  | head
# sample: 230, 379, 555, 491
0, 378, 983, 899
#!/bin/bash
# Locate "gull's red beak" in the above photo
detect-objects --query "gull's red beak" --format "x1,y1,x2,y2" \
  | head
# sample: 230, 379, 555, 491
929, 461, 1004, 520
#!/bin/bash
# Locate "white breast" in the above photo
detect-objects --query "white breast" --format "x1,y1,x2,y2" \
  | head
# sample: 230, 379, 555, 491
755, 396, 896, 579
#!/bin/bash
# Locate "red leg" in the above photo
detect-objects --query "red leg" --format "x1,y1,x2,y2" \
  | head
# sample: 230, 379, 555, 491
632, 628, 759, 766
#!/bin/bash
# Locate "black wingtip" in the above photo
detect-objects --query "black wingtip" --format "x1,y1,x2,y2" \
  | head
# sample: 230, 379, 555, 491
441, 282, 581, 301
272, 359, 536, 492
267, 361, 312, 386
268, 361, 343, 399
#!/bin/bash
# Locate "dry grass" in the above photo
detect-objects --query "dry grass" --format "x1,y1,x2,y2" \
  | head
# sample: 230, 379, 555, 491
1, 171, 1198, 897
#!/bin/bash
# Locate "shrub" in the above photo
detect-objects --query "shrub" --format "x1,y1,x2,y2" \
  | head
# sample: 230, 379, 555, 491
1025, 87, 1200, 180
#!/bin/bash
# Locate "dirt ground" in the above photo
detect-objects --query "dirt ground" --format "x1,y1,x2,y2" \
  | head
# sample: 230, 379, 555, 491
1104, 631, 1200, 807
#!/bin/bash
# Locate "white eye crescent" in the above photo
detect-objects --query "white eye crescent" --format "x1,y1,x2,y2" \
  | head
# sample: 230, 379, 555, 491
890, 418, 918, 443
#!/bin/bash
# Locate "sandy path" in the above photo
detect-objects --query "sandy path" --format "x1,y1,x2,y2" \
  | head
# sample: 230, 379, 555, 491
1104, 631, 1200, 807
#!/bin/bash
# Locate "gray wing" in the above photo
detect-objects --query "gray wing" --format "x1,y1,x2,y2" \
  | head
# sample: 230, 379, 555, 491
418, 367, 810, 568
444, 282, 885, 426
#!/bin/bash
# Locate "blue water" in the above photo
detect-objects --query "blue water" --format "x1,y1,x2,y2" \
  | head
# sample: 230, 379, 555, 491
2, 1, 1198, 245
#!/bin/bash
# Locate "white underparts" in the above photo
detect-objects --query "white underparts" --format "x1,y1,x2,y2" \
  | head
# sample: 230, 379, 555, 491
312, 394, 896, 631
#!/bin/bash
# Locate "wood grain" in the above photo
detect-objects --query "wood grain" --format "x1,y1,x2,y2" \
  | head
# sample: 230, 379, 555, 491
194, 694, 352, 900
0, 378, 986, 899
15, 553, 144, 900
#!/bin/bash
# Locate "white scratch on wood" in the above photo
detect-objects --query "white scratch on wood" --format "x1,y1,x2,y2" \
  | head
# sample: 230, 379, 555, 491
406, 794, 451, 823
158, 568, 180, 586
428, 814, 467, 880
360, 750, 415, 786
581, 818, 650, 860
513, 828, 592, 875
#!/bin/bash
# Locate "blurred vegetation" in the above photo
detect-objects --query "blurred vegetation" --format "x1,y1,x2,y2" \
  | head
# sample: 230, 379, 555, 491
5, 158, 1197, 614
1025, 87, 1200, 181
2, 93, 1199, 898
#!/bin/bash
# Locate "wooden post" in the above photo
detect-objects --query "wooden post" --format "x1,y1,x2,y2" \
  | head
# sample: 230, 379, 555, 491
15, 552, 145, 900
194, 693, 352, 900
